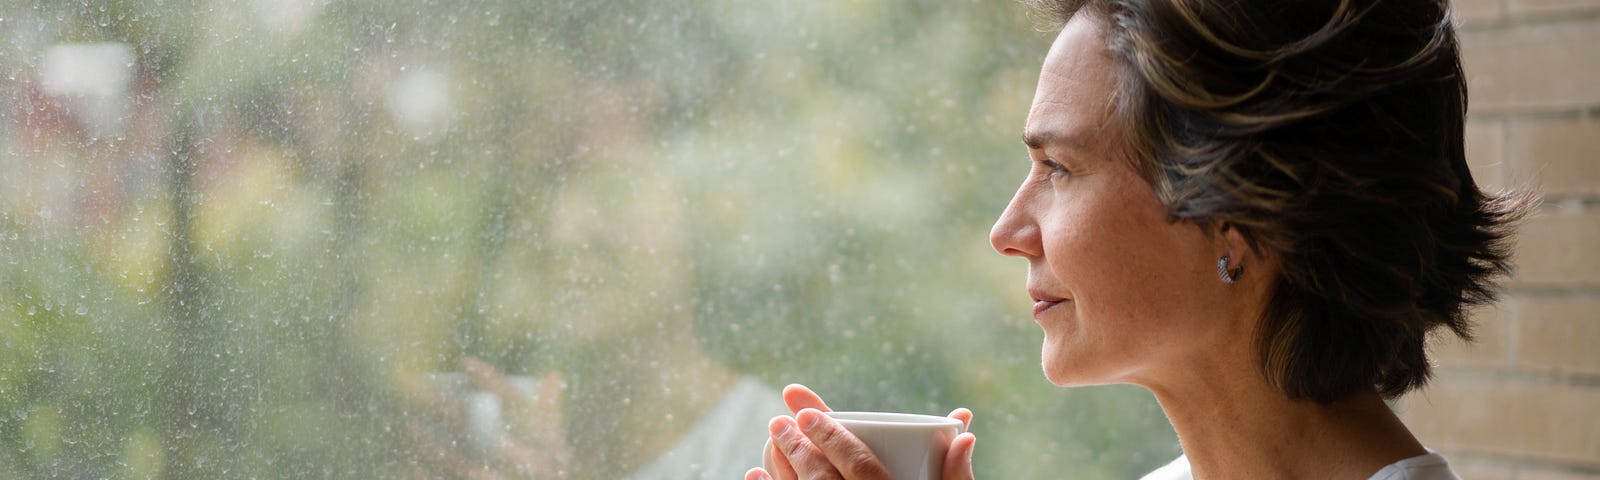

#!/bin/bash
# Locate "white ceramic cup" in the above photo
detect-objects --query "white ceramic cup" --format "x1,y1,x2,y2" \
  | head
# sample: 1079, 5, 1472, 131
825, 411, 965, 480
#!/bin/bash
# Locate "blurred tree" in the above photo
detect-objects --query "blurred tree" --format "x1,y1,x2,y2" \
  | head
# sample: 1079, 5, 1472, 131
0, 1, 1180, 478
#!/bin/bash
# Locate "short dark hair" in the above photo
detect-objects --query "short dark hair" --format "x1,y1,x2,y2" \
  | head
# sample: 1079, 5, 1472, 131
1024, 0, 1532, 403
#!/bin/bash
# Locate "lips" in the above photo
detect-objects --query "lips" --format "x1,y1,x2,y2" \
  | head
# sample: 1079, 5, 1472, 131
1032, 299, 1065, 317
1029, 289, 1068, 318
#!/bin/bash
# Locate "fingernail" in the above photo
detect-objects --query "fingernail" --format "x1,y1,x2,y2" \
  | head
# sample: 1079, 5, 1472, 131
797, 409, 821, 430
769, 417, 793, 440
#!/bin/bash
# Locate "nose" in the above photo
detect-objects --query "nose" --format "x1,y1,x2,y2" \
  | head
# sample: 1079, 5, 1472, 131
990, 184, 1042, 258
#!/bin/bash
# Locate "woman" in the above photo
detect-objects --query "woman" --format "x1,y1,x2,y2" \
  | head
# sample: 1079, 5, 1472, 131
747, 0, 1528, 478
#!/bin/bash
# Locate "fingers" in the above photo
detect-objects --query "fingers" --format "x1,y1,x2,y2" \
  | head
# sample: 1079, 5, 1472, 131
764, 437, 797, 480
944, 408, 976, 479
941, 432, 977, 480
947, 407, 973, 431
794, 409, 892, 479
766, 387, 972, 480
768, 415, 844, 480
781, 384, 830, 414
770, 383, 826, 479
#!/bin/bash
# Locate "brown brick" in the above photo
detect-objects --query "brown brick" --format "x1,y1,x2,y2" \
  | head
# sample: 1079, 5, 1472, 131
1463, 467, 1516, 480
1457, 0, 1507, 27
1396, 388, 1477, 450
1516, 467, 1600, 480
1460, 20, 1600, 113
1400, 380, 1600, 467
1511, 213, 1600, 286
1433, 302, 1511, 369
1516, 297, 1600, 375
1507, 117, 1600, 198
1467, 120, 1507, 192
1450, 455, 1515, 480
1510, 0, 1600, 17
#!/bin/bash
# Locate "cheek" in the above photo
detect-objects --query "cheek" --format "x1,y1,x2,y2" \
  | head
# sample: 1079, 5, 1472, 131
1039, 191, 1162, 290
1040, 184, 1213, 333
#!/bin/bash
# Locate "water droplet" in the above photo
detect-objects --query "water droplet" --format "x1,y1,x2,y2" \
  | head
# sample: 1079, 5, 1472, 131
75, 304, 87, 315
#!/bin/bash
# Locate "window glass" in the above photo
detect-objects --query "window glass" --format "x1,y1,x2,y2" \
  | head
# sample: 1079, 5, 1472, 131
0, 1, 1176, 478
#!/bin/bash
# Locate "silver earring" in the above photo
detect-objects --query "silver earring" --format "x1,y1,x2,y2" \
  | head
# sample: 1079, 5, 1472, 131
1218, 255, 1242, 284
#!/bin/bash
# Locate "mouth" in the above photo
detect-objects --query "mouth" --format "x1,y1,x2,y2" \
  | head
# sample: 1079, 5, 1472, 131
1029, 289, 1068, 318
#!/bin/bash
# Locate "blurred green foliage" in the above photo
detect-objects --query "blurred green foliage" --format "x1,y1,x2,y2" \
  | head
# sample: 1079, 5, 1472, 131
0, 0, 1177, 478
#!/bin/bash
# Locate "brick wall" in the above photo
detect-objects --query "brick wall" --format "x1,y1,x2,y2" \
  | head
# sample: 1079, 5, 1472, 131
1396, 2, 1600, 479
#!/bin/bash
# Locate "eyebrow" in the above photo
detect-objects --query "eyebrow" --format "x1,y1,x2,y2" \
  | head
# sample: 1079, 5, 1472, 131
1021, 128, 1086, 151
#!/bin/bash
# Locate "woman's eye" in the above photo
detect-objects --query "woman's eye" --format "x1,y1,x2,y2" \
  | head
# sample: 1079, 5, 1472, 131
1040, 158, 1069, 176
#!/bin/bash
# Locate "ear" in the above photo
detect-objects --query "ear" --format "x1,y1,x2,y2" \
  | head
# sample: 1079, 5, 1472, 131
1216, 223, 1279, 281
1218, 223, 1254, 260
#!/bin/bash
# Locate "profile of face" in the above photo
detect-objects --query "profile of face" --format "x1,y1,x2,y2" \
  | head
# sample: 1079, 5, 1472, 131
989, 13, 1260, 389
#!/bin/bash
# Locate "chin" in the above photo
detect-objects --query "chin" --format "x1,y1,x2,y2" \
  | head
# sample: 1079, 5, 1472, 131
1042, 367, 1073, 387
1043, 369, 1097, 387
1040, 339, 1128, 387
1041, 345, 1096, 387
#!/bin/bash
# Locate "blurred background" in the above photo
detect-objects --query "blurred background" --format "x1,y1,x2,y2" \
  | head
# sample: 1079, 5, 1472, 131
0, 0, 1593, 479
0, 1, 1177, 478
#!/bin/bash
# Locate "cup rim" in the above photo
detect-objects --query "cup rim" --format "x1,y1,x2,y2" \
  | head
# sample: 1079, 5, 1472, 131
825, 411, 965, 430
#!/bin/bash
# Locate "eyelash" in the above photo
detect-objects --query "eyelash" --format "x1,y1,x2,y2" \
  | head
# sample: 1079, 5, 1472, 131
1037, 157, 1069, 176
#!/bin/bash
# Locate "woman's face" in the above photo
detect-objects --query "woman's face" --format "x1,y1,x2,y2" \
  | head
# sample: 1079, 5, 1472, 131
990, 14, 1249, 388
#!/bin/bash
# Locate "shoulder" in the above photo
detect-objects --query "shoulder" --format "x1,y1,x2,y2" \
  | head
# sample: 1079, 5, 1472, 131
1367, 451, 1460, 480
1139, 455, 1192, 480
1138, 451, 1459, 480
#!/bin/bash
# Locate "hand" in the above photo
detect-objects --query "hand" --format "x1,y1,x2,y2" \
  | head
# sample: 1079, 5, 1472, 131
395, 357, 573, 479
745, 384, 977, 480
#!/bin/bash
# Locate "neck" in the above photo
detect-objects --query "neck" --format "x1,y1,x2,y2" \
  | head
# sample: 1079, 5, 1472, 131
1143, 360, 1426, 479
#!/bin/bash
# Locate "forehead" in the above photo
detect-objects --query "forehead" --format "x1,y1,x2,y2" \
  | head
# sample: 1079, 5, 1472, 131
1024, 13, 1119, 148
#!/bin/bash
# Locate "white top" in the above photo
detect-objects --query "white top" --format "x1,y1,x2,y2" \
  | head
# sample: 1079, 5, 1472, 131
1139, 451, 1460, 480
625, 377, 787, 480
